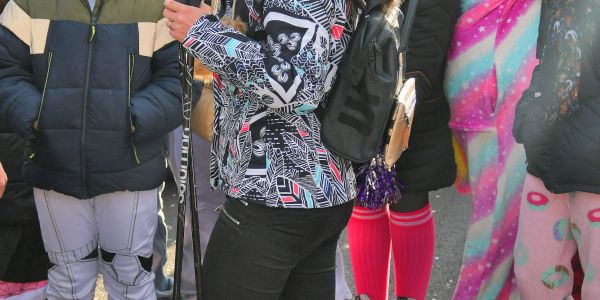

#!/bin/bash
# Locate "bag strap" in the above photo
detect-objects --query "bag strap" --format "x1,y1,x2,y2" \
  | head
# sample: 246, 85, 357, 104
187, 0, 203, 6
399, 0, 418, 52
231, 0, 238, 18
349, 0, 418, 53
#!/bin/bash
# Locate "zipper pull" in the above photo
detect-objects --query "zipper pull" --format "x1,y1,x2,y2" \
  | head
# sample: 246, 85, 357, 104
369, 42, 376, 73
89, 17, 97, 43
374, 43, 383, 75
369, 40, 383, 75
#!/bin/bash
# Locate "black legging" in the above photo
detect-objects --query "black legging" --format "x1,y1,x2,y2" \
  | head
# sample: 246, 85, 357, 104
202, 198, 353, 300
389, 191, 430, 213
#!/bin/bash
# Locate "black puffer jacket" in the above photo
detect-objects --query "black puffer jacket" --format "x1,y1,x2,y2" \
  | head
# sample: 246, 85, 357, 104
513, 0, 600, 194
0, 0, 182, 199
0, 83, 50, 282
0, 49, 49, 284
395, 0, 459, 193
0, 126, 36, 225
0, 186, 49, 282
0, 0, 49, 282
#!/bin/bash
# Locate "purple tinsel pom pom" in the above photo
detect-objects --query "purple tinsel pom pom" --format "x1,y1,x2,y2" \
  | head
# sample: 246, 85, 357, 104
355, 153, 403, 209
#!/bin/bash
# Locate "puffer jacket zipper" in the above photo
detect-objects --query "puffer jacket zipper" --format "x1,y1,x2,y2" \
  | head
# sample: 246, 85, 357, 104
128, 51, 141, 164
36, 51, 53, 126
81, 0, 103, 197
29, 51, 54, 160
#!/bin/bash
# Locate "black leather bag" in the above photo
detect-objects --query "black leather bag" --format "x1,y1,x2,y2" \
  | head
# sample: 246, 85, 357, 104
321, 0, 418, 163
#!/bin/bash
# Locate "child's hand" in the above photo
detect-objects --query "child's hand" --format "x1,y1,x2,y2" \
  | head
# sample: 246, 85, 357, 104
0, 162, 7, 198
164, 0, 212, 42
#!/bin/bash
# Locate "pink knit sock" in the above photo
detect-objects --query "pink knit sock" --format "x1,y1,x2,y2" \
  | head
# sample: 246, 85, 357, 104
389, 204, 435, 300
348, 206, 391, 300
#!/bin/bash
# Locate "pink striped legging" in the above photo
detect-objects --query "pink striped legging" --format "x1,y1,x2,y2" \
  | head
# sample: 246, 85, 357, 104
514, 174, 600, 299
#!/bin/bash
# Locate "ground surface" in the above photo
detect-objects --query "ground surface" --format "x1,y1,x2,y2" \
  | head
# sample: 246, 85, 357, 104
95, 184, 471, 300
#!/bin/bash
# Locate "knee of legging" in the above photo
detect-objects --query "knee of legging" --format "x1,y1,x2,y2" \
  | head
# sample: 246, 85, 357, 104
101, 248, 153, 285
352, 203, 387, 213
389, 192, 430, 213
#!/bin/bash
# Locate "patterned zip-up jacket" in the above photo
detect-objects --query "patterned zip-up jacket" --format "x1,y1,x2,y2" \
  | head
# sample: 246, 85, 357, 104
184, 0, 357, 208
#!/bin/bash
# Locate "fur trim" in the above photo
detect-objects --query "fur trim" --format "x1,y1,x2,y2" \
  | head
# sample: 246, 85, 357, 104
194, 61, 213, 84
383, 0, 404, 13
222, 16, 249, 34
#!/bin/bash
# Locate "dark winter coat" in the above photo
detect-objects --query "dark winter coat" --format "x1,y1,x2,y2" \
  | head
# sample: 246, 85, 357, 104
0, 127, 36, 226
0, 37, 49, 282
513, 0, 600, 194
0, 0, 182, 199
0, 45, 50, 285
395, 0, 459, 193
0, 0, 49, 282
0, 222, 49, 282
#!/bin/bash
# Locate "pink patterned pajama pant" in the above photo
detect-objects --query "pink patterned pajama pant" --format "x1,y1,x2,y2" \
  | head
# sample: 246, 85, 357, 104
514, 174, 600, 299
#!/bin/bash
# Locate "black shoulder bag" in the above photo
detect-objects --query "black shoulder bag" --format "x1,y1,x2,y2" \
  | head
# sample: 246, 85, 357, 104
321, 0, 418, 167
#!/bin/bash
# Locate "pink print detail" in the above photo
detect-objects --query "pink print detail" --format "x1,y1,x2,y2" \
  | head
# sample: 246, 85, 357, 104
297, 129, 309, 137
281, 196, 295, 203
213, 73, 223, 89
329, 160, 341, 181
527, 192, 549, 206
332, 25, 344, 40
588, 208, 600, 223
240, 123, 250, 133
184, 39, 194, 47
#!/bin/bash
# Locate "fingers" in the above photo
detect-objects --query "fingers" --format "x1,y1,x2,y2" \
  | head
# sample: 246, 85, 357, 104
171, 32, 186, 42
199, 2, 212, 15
163, 7, 177, 21
0, 163, 6, 198
164, 0, 186, 12
163, 0, 208, 42
165, 19, 186, 41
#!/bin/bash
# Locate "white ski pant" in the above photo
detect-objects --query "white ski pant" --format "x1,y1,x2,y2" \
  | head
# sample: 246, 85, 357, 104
33, 188, 158, 300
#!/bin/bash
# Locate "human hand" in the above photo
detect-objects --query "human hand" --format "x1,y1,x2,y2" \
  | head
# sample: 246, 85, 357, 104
163, 0, 212, 42
0, 162, 7, 198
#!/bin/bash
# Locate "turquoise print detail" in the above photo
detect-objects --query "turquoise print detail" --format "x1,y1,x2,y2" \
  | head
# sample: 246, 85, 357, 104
541, 265, 570, 289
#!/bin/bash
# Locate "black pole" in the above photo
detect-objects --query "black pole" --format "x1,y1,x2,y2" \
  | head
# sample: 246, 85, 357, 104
183, 16, 204, 299
172, 43, 189, 300
173, 0, 204, 299
173, 28, 189, 300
